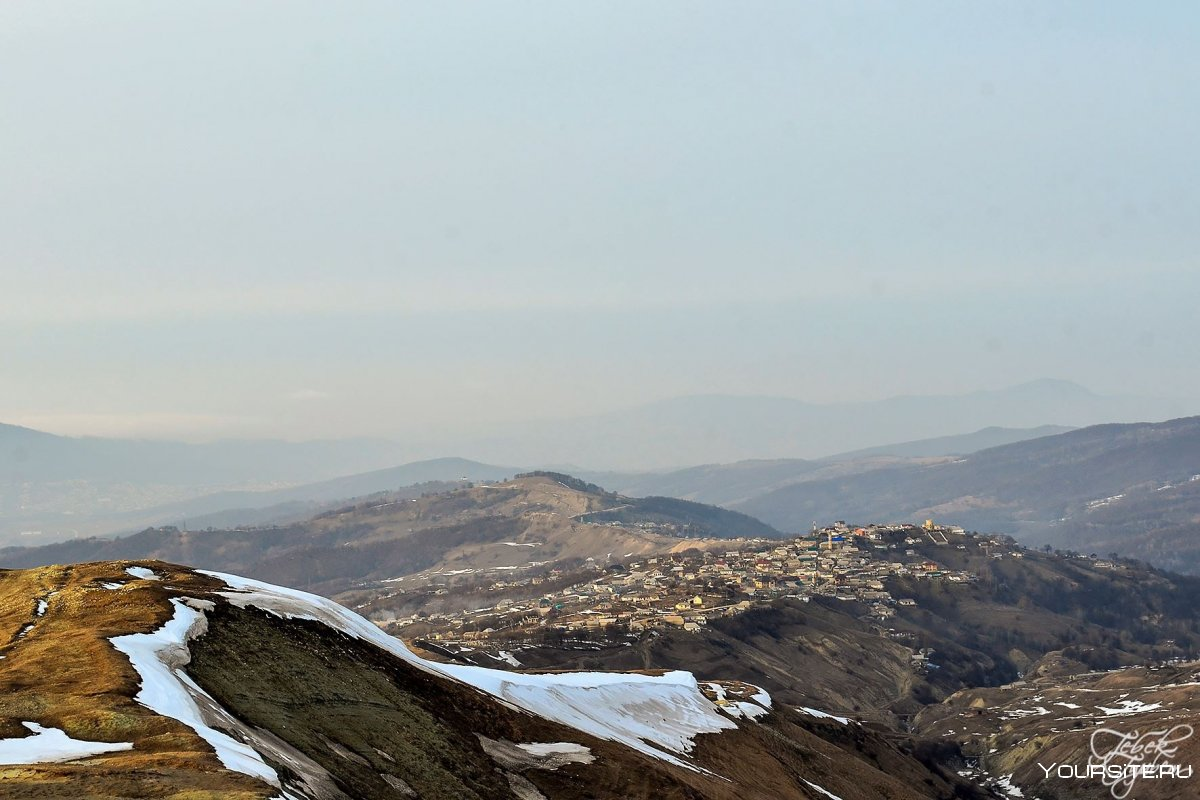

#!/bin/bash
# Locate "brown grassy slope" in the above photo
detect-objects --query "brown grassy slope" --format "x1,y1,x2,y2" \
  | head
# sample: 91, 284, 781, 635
0, 561, 274, 799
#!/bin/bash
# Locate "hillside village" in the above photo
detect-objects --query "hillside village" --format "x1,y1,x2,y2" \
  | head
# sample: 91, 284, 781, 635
383, 520, 1026, 650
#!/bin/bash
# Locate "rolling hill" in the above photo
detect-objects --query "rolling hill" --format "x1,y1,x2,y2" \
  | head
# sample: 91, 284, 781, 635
0, 474, 778, 602
100, 457, 517, 533
0, 451, 513, 547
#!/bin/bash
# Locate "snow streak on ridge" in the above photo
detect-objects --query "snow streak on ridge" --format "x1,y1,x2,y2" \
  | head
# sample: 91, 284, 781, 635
109, 599, 288, 791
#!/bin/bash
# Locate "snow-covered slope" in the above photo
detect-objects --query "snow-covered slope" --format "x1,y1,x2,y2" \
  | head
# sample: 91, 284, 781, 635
199, 570, 754, 769
4, 566, 763, 783
110, 597, 286, 790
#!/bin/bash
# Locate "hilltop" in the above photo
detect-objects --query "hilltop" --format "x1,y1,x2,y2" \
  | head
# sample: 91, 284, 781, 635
0, 445, 511, 547
0, 474, 777, 602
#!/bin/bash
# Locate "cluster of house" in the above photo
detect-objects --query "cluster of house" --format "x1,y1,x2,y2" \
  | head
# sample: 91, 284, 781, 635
396, 520, 994, 645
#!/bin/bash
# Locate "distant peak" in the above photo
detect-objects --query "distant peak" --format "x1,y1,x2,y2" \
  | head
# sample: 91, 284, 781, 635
1005, 378, 1095, 396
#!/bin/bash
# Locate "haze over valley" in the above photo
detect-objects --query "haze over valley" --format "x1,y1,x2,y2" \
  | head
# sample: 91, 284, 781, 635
3, 3, 1198, 798
4, 379, 1196, 545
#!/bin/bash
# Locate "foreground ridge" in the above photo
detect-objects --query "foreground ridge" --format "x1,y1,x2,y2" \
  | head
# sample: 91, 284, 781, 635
0, 560, 965, 800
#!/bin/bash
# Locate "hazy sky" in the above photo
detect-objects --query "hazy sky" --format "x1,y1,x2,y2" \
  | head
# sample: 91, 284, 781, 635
2, 2, 1197, 441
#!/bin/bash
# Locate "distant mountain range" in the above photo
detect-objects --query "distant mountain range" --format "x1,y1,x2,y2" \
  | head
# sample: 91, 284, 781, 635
821, 424, 1075, 460
0, 447, 512, 546
5, 378, 1197, 551
0, 425, 1066, 547
0, 421, 426, 543
2, 380, 1120, 492
444, 379, 1197, 468
731, 416, 1200, 573
581, 425, 1072, 506
0, 422, 411, 485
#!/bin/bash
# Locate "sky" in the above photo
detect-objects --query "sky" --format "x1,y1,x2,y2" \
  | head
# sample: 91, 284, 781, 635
1, 2, 1197, 441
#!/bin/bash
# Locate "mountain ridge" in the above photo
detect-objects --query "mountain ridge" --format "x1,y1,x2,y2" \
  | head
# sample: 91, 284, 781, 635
735, 415, 1200, 572
439, 379, 1198, 468
0, 559, 977, 800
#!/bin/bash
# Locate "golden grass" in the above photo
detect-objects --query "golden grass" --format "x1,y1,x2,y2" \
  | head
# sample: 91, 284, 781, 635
0, 561, 277, 799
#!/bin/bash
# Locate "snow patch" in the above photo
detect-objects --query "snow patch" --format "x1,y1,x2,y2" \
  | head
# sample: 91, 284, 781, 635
1002, 705, 1050, 719
723, 702, 769, 720
707, 683, 770, 720
798, 706, 850, 724
436, 666, 737, 769
0, 722, 132, 764
35, 600, 48, 617
1086, 494, 1125, 511
995, 774, 1025, 797
125, 567, 161, 581
109, 599, 282, 788
1096, 699, 1162, 716
803, 778, 845, 800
